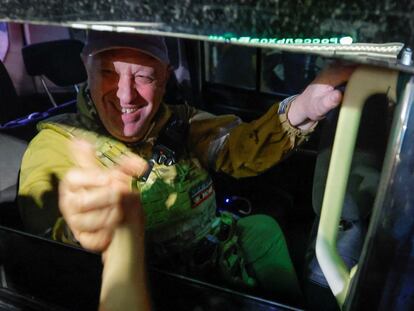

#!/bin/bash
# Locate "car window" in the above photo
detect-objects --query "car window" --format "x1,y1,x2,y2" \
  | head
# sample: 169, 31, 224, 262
204, 41, 327, 97
261, 48, 326, 95
205, 43, 256, 90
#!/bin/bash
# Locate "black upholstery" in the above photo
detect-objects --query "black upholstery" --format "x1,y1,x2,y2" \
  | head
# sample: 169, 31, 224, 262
22, 39, 87, 86
0, 39, 84, 139
0, 40, 85, 229
0, 60, 20, 124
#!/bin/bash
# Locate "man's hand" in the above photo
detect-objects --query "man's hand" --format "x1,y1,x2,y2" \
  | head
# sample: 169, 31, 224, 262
288, 64, 356, 130
59, 140, 149, 252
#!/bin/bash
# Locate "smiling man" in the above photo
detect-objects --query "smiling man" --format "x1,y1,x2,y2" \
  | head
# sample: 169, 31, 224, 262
18, 30, 353, 301
84, 46, 169, 142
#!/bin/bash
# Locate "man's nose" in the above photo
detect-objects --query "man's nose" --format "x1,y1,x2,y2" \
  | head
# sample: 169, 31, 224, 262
116, 75, 138, 105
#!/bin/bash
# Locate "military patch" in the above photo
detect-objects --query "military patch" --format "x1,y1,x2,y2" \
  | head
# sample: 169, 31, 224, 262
190, 177, 214, 208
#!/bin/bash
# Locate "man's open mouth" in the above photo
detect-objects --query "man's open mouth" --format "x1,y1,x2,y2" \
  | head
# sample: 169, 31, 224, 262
121, 107, 139, 114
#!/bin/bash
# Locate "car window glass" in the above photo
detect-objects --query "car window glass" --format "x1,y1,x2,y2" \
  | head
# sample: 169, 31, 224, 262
205, 42, 256, 90
204, 42, 327, 96
261, 49, 326, 95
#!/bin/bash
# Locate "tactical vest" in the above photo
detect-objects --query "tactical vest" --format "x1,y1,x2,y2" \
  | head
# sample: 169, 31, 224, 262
38, 108, 218, 257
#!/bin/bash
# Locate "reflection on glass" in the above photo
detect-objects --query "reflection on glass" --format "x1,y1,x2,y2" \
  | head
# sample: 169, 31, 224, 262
205, 43, 256, 90
261, 49, 326, 95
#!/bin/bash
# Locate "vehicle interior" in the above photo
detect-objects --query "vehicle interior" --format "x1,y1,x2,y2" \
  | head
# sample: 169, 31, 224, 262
0, 17, 412, 311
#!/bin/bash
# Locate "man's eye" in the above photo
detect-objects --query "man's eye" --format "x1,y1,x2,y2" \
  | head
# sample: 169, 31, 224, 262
135, 75, 154, 84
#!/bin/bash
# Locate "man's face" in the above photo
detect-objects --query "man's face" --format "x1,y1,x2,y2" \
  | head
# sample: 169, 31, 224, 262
84, 48, 169, 142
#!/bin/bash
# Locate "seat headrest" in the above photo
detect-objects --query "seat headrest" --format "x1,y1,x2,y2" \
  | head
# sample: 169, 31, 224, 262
22, 39, 87, 86
0, 60, 19, 124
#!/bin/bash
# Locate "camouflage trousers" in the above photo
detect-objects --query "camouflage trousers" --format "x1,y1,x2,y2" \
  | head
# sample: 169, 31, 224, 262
154, 213, 302, 300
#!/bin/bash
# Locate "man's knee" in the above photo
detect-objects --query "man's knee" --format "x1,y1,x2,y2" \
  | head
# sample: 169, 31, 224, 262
236, 214, 300, 298
236, 214, 285, 263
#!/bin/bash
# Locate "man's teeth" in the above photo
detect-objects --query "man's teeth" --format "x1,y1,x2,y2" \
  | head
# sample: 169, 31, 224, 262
121, 107, 139, 114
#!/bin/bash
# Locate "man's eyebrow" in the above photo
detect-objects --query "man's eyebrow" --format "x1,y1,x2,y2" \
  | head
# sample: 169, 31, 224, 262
135, 66, 154, 72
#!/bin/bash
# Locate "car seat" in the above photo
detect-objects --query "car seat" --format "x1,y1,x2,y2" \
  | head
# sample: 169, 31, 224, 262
1, 39, 87, 141
22, 39, 87, 107
0, 59, 21, 124
0, 133, 27, 229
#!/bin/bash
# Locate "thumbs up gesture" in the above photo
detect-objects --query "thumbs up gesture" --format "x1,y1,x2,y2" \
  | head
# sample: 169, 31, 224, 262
60, 140, 151, 311
59, 139, 148, 252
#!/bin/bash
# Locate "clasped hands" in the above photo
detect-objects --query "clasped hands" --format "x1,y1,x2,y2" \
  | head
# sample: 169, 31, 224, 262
59, 140, 149, 253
